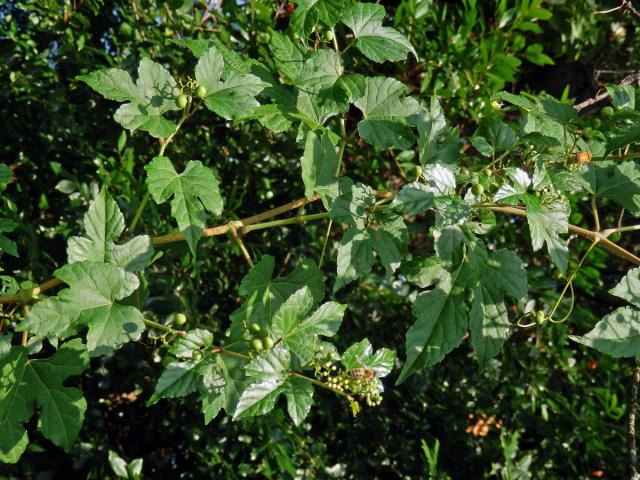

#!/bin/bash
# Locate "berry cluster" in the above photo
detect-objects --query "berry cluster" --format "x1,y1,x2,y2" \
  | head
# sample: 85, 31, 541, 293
313, 356, 383, 408
175, 77, 208, 109
245, 323, 274, 352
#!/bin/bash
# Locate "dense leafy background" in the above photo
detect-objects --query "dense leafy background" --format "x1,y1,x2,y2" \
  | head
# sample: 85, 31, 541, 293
1, 0, 639, 478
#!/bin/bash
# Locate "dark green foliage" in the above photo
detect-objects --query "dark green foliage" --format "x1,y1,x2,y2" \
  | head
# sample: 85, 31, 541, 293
1, 1, 640, 478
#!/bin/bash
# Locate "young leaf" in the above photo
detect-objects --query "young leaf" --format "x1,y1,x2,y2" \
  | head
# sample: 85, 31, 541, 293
147, 360, 200, 404
469, 250, 527, 368
0, 339, 88, 464
570, 268, 640, 357
300, 130, 339, 203
581, 161, 640, 216
271, 287, 346, 364
392, 182, 435, 215
329, 179, 376, 229
610, 267, 640, 308
330, 179, 408, 290
269, 30, 308, 81
283, 377, 314, 426
170, 329, 214, 359
67, 189, 153, 271
233, 346, 291, 419
297, 49, 343, 92
195, 46, 265, 120
335, 228, 375, 291
145, 156, 223, 255
17, 262, 145, 356
341, 338, 395, 377
229, 255, 325, 338
79, 58, 181, 138
570, 307, 640, 357
291, 0, 344, 39
353, 77, 420, 149
341, 3, 416, 62
396, 268, 468, 384
413, 99, 459, 166
523, 195, 569, 273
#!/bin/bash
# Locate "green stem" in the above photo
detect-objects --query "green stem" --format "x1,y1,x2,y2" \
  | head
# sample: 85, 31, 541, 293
605, 224, 640, 235
547, 239, 599, 322
241, 213, 328, 233
128, 191, 151, 234
229, 224, 254, 268
318, 219, 333, 268
213, 347, 252, 361
144, 318, 184, 335
288, 371, 351, 398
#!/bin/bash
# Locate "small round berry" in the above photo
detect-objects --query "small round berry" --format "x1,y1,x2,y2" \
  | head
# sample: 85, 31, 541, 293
176, 94, 188, 109
195, 85, 207, 99
471, 183, 484, 196
250, 338, 264, 352
249, 323, 261, 335
600, 106, 614, 118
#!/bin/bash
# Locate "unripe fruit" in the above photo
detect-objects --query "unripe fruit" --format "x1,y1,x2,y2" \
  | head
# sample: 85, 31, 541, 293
249, 323, 261, 334
414, 165, 423, 178
193, 351, 203, 361
324, 30, 335, 42
471, 183, 484, 196
195, 85, 207, 99
482, 168, 492, 177
176, 94, 188, 109
592, 118, 602, 129
174, 313, 187, 325
263, 337, 274, 349
119, 23, 133, 38
600, 106, 614, 118
583, 127, 595, 139
257, 31, 271, 43
534, 310, 545, 324
250, 338, 264, 352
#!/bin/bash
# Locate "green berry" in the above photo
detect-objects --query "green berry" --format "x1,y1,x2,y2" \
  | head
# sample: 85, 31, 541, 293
176, 94, 188, 109
174, 313, 187, 325
583, 127, 595, 139
263, 337, 274, 349
256, 31, 271, 43
414, 165, 423, 178
592, 118, 602, 129
534, 310, 545, 324
324, 30, 335, 42
119, 22, 133, 38
195, 85, 207, 99
481, 168, 492, 177
471, 183, 484, 196
600, 106, 614, 118
250, 338, 264, 352
193, 351, 203, 361
249, 323, 261, 334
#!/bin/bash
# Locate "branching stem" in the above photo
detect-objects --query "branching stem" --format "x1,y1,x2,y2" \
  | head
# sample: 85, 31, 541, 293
143, 318, 185, 336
